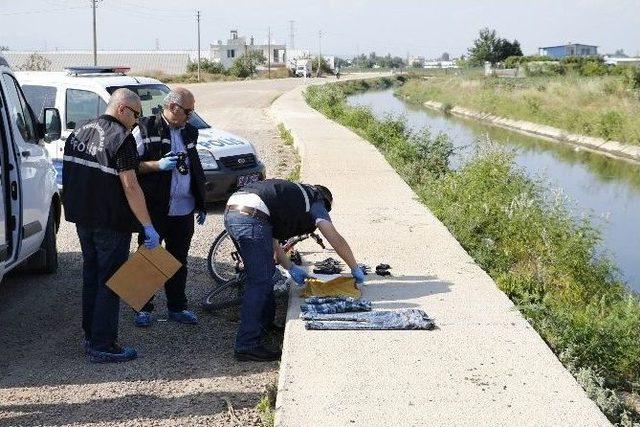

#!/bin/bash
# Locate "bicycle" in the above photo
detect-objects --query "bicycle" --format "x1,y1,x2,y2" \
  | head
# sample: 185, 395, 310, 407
202, 230, 326, 312
206, 229, 325, 285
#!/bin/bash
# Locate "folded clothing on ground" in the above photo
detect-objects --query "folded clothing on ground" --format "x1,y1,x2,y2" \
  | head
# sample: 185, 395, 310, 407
300, 276, 361, 299
300, 296, 372, 317
304, 308, 435, 330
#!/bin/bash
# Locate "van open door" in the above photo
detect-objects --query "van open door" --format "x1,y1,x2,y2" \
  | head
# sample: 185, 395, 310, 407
0, 86, 13, 279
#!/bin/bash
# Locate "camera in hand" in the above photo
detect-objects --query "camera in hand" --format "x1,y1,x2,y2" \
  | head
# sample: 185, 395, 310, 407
176, 152, 189, 175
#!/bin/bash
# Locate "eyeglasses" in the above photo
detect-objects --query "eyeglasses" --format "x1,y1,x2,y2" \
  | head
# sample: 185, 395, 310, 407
124, 106, 141, 120
175, 103, 194, 117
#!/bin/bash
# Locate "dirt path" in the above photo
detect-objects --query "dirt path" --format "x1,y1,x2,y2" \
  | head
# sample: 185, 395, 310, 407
0, 78, 307, 426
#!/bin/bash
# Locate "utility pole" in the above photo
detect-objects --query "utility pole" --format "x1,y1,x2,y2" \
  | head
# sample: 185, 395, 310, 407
289, 20, 295, 50
268, 26, 271, 79
91, 0, 100, 66
317, 30, 322, 77
197, 10, 201, 82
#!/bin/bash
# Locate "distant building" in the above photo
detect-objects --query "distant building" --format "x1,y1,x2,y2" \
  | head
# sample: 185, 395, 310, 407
211, 30, 287, 69
604, 56, 640, 67
408, 56, 425, 67
423, 60, 459, 69
538, 43, 598, 59
3, 51, 191, 75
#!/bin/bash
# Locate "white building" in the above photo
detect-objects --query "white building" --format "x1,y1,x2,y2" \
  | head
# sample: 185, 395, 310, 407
211, 30, 287, 69
604, 56, 640, 67
3, 51, 190, 75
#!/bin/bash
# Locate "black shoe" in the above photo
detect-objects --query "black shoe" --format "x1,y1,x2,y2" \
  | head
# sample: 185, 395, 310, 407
264, 322, 285, 334
234, 345, 282, 362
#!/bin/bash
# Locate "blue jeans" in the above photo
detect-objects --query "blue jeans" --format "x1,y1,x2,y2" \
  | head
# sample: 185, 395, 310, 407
77, 226, 131, 351
224, 210, 276, 351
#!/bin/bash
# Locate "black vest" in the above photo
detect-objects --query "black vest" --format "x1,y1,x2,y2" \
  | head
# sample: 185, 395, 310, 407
136, 114, 206, 216
241, 179, 321, 240
62, 115, 139, 232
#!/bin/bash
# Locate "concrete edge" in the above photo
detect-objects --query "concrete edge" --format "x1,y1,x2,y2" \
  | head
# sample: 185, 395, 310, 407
268, 86, 310, 427
419, 99, 640, 164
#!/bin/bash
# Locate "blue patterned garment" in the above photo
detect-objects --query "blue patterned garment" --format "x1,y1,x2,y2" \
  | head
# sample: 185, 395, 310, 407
304, 308, 435, 330
300, 296, 372, 317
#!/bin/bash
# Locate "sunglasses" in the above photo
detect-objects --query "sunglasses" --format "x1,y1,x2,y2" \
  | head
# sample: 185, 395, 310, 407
176, 103, 194, 117
124, 105, 141, 119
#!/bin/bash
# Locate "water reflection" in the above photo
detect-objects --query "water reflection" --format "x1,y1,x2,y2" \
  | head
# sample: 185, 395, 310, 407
348, 89, 640, 290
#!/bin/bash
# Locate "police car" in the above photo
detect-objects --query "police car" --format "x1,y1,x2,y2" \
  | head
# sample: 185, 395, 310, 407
0, 54, 61, 280
16, 66, 266, 203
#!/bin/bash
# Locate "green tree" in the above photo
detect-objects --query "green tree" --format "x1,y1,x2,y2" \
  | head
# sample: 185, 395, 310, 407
0, 46, 9, 51
229, 49, 266, 78
496, 39, 522, 61
311, 56, 333, 75
468, 27, 522, 65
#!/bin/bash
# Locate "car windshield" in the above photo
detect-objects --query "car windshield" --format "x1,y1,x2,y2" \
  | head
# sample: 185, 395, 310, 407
106, 84, 210, 129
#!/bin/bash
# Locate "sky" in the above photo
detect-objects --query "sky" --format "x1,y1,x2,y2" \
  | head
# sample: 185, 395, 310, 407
1, 0, 639, 58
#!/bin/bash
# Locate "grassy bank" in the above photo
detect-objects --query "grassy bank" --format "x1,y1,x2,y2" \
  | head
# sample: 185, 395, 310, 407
396, 75, 640, 145
305, 78, 640, 424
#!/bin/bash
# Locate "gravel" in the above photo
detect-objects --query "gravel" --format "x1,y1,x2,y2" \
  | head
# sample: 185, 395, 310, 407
0, 78, 305, 426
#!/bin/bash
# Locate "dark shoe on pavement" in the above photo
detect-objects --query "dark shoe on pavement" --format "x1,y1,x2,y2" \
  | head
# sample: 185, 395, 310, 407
88, 344, 137, 364
134, 311, 153, 327
168, 310, 198, 325
234, 345, 282, 362
264, 322, 285, 334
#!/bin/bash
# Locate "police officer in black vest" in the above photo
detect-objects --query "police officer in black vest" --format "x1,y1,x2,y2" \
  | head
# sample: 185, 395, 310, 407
132, 87, 207, 327
63, 89, 160, 363
225, 179, 365, 361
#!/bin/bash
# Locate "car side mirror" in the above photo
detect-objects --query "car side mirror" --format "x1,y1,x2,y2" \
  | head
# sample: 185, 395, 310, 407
43, 108, 61, 143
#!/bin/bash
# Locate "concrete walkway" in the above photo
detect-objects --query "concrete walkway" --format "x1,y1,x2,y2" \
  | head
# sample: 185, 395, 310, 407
270, 85, 611, 426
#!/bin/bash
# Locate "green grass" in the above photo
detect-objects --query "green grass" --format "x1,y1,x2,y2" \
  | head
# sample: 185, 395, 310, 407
256, 382, 278, 427
396, 75, 640, 145
277, 123, 294, 146
275, 123, 301, 181
304, 80, 640, 423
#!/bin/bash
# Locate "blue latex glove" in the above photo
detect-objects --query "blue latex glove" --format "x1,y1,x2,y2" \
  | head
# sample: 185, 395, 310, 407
196, 210, 206, 225
143, 224, 160, 249
158, 152, 178, 171
288, 265, 310, 286
351, 266, 365, 288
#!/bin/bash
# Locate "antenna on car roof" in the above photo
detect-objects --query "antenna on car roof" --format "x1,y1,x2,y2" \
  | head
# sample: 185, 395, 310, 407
64, 66, 131, 76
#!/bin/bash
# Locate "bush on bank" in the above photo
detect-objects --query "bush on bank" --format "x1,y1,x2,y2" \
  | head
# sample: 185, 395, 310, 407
305, 79, 640, 423
396, 76, 640, 145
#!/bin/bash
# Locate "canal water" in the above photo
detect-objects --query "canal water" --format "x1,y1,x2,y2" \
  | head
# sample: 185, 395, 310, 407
347, 89, 640, 291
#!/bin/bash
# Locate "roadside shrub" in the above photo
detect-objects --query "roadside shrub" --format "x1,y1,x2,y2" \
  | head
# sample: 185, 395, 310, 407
187, 58, 225, 74
597, 111, 625, 140
581, 61, 609, 77
622, 67, 640, 91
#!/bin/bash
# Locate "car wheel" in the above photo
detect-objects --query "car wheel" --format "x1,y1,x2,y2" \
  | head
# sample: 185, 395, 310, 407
26, 207, 58, 274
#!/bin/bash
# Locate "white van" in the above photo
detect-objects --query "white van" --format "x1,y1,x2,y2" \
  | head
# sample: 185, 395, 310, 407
17, 67, 266, 203
0, 55, 60, 280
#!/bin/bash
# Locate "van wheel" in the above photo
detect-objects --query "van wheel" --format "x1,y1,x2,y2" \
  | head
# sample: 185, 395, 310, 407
28, 208, 58, 274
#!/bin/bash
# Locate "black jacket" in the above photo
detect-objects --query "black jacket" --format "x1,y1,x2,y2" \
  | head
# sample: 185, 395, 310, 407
62, 115, 139, 232
242, 179, 323, 240
136, 113, 206, 216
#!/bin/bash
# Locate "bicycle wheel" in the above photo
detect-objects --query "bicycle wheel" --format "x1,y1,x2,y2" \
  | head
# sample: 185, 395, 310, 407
207, 230, 243, 285
202, 275, 245, 312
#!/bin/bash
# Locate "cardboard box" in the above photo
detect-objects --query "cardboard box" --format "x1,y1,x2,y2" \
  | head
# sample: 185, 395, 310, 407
107, 246, 182, 311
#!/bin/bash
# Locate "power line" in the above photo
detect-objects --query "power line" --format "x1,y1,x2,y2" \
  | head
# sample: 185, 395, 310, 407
0, 5, 89, 15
